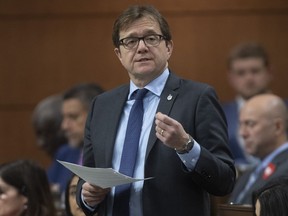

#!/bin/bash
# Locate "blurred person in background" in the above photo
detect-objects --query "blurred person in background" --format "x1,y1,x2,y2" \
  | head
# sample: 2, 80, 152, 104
65, 174, 87, 216
32, 94, 67, 158
0, 159, 56, 216
252, 177, 288, 216
32, 93, 69, 210
48, 83, 104, 194
229, 94, 288, 205
222, 42, 272, 171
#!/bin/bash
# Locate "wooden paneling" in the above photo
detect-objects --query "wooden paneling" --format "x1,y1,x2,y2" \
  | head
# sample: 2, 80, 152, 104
0, 109, 50, 166
0, 17, 120, 104
218, 204, 253, 216
0, 0, 288, 14
0, 0, 288, 166
168, 13, 288, 99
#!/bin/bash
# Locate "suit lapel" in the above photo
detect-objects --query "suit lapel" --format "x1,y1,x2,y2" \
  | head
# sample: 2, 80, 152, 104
145, 73, 180, 160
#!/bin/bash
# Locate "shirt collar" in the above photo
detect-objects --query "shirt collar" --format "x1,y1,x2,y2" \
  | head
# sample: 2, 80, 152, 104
236, 96, 246, 111
128, 68, 169, 100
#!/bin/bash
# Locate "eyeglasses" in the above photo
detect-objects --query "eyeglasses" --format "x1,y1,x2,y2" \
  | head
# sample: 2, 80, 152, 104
119, 34, 166, 50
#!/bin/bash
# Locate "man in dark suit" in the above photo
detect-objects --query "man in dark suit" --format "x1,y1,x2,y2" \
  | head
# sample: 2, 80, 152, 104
222, 43, 272, 170
76, 5, 236, 216
229, 94, 288, 205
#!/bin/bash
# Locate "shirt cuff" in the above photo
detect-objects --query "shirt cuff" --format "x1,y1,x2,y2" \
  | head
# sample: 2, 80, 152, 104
177, 140, 201, 171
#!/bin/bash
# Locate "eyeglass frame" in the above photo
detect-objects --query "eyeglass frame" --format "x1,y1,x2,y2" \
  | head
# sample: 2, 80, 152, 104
118, 34, 166, 50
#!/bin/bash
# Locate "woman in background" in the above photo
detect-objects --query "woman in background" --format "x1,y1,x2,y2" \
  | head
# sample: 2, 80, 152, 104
0, 159, 56, 216
65, 174, 86, 216
253, 178, 288, 216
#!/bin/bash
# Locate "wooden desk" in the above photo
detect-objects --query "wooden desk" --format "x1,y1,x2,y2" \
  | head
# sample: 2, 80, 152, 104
218, 204, 254, 216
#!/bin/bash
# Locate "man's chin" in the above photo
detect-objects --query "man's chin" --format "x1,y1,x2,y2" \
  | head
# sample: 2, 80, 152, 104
68, 140, 81, 148
246, 150, 255, 156
242, 89, 268, 100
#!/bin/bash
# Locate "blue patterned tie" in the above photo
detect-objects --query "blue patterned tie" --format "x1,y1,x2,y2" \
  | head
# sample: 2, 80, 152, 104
113, 88, 148, 216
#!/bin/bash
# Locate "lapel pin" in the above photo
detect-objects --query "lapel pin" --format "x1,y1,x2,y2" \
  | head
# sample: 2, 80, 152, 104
262, 163, 276, 180
167, 94, 173, 101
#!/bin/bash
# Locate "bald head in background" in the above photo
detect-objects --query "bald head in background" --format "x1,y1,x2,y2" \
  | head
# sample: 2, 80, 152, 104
239, 94, 288, 160
229, 94, 288, 205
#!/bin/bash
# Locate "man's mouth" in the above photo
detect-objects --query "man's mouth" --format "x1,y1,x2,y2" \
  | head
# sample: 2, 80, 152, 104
137, 58, 150, 62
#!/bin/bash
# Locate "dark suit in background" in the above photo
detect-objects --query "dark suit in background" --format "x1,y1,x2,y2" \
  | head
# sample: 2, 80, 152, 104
228, 94, 288, 205
222, 101, 246, 163
229, 148, 288, 204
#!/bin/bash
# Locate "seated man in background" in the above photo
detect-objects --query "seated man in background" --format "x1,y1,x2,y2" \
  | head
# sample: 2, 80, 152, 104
48, 83, 104, 194
222, 42, 272, 171
229, 94, 288, 205
32, 94, 67, 158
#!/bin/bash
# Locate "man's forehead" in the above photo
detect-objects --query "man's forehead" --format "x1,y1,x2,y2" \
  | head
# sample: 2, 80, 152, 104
240, 110, 255, 121
240, 103, 267, 121
120, 17, 160, 34
62, 99, 86, 113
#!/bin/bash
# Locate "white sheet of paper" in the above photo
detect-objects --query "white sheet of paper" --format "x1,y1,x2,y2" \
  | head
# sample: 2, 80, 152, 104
57, 160, 152, 189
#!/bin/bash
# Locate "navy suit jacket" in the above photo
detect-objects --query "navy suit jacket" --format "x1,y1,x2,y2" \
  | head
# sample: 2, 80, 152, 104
47, 144, 81, 193
222, 100, 248, 164
77, 72, 236, 216
229, 148, 288, 204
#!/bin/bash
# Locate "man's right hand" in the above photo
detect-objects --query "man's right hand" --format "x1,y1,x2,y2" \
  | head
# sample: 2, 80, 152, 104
82, 182, 111, 207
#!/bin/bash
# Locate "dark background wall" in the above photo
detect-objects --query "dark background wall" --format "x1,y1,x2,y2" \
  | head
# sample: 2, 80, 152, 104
1, 0, 288, 168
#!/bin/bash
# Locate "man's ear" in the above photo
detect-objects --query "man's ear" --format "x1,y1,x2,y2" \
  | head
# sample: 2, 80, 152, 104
114, 47, 122, 60
274, 118, 285, 135
166, 40, 173, 58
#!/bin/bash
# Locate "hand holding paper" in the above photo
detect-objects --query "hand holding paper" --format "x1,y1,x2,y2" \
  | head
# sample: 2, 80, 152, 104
57, 160, 153, 188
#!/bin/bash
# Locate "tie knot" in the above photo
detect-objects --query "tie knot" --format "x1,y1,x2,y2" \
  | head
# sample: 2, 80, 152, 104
134, 88, 148, 100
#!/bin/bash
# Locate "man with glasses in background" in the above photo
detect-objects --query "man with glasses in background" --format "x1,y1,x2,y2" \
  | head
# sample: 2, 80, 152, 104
77, 5, 235, 216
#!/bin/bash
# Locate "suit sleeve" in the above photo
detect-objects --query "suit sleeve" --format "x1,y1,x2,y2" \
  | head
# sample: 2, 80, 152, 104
190, 85, 236, 196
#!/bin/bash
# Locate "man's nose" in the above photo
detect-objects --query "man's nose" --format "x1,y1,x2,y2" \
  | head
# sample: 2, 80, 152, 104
239, 126, 248, 139
61, 118, 69, 131
137, 39, 148, 50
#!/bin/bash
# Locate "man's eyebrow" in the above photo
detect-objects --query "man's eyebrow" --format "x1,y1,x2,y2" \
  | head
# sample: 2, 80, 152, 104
144, 29, 158, 34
